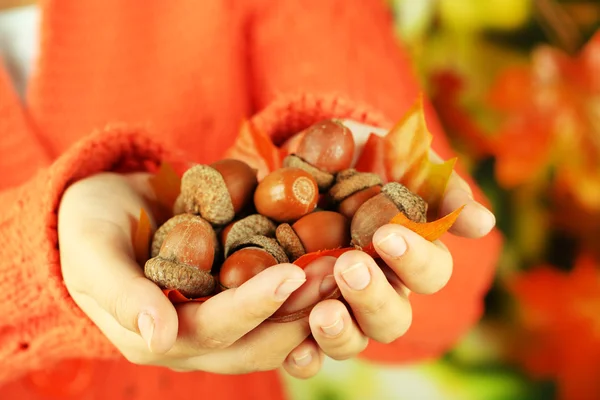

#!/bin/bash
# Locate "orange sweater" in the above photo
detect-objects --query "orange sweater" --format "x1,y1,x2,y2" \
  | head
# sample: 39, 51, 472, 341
0, 0, 502, 398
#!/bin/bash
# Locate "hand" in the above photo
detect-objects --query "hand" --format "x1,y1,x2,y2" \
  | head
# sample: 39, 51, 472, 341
285, 120, 497, 369
58, 172, 324, 375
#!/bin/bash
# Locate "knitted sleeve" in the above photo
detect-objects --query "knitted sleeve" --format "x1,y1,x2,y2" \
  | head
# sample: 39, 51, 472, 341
0, 93, 172, 384
248, 0, 503, 363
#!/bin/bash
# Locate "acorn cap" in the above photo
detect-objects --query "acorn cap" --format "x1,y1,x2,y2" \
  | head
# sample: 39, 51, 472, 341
283, 154, 334, 192
275, 223, 306, 261
151, 214, 220, 259
144, 258, 216, 298
329, 169, 382, 202
229, 235, 289, 264
224, 214, 277, 257
179, 164, 235, 226
350, 183, 428, 248
382, 182, 427, 223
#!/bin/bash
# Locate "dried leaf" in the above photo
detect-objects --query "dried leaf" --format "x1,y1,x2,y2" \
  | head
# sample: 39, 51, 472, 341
293, 248, 355, 268
390, 205, 465, 242
163, 289, 211, 304
354, 133, 388, 181
384, 97, 456, 211
133, 208, 152, 265
148, 162, 181, 210
223, 121, 283, 180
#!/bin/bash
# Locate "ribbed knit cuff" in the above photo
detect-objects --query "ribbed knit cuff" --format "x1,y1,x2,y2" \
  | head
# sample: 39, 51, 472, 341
0, 124, 175, 383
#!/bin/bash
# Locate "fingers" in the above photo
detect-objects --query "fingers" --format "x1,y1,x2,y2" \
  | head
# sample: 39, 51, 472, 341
372, 224, 453, 295
174, 264, 306, 355
331, 251, 412, 344
441, 185, 496, 238
430, 152, 496, 238
282, 338, 324, 379
308, 299, 370, 359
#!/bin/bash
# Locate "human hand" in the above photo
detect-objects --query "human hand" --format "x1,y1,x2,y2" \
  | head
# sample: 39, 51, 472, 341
280, 120, 497, 371
58, 172, 324, 375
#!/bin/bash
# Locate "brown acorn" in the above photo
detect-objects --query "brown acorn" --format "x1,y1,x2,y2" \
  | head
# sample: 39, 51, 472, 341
276, 211, 351, 261
328, 168, 383, 219
283, 119, 355, 191
254, 167, 319, 223
176, 159, 258, 226
144, 217, 218, 298
219, 235, 289, 290
350, 182, 427, 248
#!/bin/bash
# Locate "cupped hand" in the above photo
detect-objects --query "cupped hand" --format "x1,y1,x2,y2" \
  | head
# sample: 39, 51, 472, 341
291, 120, 497, 364
58, 172, 323, 375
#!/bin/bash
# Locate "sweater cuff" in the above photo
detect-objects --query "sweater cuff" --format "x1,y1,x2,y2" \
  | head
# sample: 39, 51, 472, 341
0, 125, 175, 381
249, 91, 394, 144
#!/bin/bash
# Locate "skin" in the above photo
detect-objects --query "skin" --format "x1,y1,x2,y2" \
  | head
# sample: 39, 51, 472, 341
58, 126, 496, 378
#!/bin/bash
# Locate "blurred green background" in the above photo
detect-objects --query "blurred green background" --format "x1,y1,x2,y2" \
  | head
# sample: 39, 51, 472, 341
283, 1, 600, 399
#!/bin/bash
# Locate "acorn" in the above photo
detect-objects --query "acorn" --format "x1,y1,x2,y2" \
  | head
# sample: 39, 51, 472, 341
151, 213, 219, 259
144, 217, 218, 298
176, 159, 258, 226
219, 235, 289, 290
254, 167, 319, 223
283, 119, 355, 191
328, 168, 383, 219
220, 214, 277, 257
350, 182, 428, 248
276, 211, 351, 261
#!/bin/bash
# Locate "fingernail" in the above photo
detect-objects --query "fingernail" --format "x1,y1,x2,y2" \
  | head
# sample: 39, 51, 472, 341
321, 317, 344, 337
376, 233, 407, 258
275, 279, 306, 301
319, 274, 337, 295
475, 203, 496, 236
341, 262, 370, 290
138, 312, 155, 352
293, 351, 313, 367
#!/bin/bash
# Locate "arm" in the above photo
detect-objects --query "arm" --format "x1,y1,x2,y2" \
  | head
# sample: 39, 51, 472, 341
247, 0, 503, 363
0, 67, 174, 383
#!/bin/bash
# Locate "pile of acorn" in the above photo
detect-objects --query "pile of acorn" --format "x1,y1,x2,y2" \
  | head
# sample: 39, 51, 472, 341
144, 119, 428, 301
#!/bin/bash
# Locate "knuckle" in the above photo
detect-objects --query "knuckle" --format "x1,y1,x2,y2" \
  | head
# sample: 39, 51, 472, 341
195, 333, 232, 351
326, 336, 368, 361
241, 344, 284, 373
377, 313, 412, 344
356, 295, 388, 317
421, 250, 453, 295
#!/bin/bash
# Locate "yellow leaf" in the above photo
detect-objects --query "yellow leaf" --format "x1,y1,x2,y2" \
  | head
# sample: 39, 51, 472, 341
384, 96, 456, 211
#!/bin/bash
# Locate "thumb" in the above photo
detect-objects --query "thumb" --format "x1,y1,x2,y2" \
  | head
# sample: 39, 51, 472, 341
96, 264, 180, 355
63, 219, 179, 354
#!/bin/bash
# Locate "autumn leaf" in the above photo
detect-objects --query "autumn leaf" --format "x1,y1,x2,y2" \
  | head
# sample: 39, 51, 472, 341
384, 97, 456, 212
508, 254, 600, 400
148, 162, 181, 210
354, 133, 388, 181
390, 205, 465, 242
163, 288, 212, 305
133, 208, 152, 265
223, 120, 284, 180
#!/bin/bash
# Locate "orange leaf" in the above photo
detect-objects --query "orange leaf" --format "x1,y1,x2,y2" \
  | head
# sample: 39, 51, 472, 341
292, 247, 355, 268
354, 133, 388, 181
384, 96, 456, 211
223, 120, 283, 180
133, 208, 152, 265
148, 162, 181, 210
163, 289, 212, 304
390, 205, 465, 242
